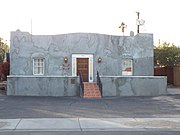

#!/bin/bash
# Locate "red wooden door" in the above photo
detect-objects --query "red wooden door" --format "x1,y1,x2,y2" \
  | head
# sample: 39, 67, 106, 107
77, 58, 89, 82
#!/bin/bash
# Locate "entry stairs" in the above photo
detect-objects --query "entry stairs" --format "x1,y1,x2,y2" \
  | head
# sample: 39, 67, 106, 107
83, 82, 101, 98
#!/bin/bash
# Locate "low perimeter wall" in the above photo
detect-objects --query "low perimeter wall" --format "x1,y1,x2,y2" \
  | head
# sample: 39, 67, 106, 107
7, 76, 167, 97
7, 76, 79, 96
100, 76, 167, 96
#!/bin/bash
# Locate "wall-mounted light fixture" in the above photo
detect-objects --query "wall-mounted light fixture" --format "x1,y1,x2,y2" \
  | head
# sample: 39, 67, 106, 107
97, 57, 102, 63
64, 57, 68, 63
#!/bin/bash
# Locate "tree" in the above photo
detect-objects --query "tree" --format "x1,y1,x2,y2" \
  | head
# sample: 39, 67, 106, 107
154, 42, 180, 67
0, 37, 9, 80
0, 37, 9, 62
119, 22, 127, 36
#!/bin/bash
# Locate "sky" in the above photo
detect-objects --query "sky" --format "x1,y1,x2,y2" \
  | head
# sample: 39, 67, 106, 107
0, 0, 180, 46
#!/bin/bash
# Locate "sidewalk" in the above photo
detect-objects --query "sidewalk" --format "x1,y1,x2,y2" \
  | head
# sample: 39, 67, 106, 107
1, 118, 180, 132
167, 87, 180, 95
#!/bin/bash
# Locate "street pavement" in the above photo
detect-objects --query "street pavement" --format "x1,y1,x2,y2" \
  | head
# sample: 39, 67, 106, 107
0, 87, 180, 134
1, 94, 180, 118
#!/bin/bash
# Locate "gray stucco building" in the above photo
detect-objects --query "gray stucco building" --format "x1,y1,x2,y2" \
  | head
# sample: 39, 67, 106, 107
7, 30, 167, 97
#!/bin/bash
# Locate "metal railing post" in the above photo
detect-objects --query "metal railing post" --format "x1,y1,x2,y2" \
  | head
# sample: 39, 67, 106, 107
96, 71, 102, 96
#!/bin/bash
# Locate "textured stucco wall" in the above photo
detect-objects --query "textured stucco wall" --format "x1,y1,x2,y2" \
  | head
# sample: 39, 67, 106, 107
101, 76, 167, 96
10, 30, 153, 78
9, 31, 156, 97
7, 76, 79, 96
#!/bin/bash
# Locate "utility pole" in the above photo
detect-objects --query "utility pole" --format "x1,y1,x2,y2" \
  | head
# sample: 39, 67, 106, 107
136, 12, 140, 33
136, 12, 145, 34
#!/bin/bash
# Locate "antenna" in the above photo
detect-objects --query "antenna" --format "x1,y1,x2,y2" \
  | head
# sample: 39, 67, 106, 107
31, 19, 32, 41
136, 12, 140, 33
136, 12, 145, 33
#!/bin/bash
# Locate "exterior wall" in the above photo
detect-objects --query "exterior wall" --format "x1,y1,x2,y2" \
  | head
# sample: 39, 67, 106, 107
7, 76, 79, 96
8, 30, 157, 97
101, 76, 167, 96
10, 30, 153, 78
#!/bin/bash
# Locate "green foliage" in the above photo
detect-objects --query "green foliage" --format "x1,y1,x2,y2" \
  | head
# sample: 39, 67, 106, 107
0, 49, 6, 62
154, 42, 180, 67
0, 37, 9, 62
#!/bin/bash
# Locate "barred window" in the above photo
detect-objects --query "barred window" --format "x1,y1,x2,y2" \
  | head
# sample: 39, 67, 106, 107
122, 59, 133, 76
33, 58, 44, 75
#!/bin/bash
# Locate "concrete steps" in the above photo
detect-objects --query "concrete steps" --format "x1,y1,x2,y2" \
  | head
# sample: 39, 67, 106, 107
83, 82, 101, 98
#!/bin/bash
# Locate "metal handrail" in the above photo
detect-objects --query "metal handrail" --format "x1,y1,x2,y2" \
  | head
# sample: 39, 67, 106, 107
79, 72, 84, 97
97, 71, 102, 96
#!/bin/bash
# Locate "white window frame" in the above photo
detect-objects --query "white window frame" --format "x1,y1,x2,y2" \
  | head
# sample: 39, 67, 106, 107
122, 59, 133, 76
33, 58, 45, 75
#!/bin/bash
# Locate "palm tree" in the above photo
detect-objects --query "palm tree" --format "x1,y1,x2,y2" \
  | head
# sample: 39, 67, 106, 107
119, 22, 127, 36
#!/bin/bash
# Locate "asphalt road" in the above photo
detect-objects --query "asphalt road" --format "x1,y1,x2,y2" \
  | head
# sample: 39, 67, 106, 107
1, 93, 180, 134
0, 95, 180, 118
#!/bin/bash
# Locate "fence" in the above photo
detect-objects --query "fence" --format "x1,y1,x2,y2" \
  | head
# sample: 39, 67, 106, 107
154, 66, 180, 86
154, 66, 173, 84
173, 67, 180, 87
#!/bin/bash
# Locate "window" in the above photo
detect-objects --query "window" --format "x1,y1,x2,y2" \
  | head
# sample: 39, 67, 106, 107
122, 59, 133, 76
33, 58, 44, 75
